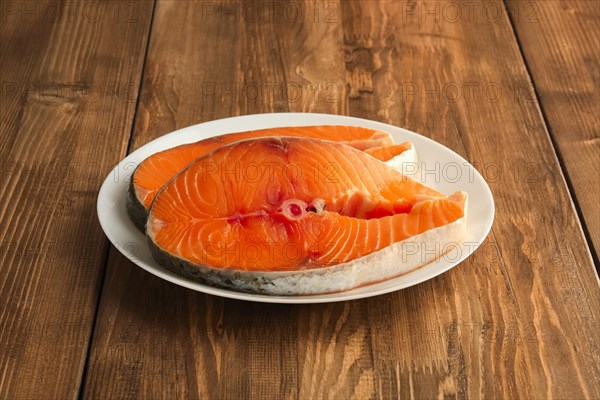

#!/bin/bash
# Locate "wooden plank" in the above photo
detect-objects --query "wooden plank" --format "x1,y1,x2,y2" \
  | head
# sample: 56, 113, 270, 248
83, 0, 600, 399
0, 1, 154, 398
506, 0, 600, 260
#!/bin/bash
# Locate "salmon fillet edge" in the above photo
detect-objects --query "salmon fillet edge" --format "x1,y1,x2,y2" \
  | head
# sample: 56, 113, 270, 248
147, 195, 467, 295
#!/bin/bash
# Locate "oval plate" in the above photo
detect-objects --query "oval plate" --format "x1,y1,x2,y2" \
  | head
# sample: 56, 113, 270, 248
97, 113, 494, 303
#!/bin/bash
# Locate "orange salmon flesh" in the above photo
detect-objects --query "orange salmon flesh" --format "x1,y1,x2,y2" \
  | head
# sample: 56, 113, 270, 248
147, 137, 466, 272
131, 126, 411, 213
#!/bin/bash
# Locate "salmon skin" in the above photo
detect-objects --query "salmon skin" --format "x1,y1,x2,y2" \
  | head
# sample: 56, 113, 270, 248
127, 126, 415, 231
147, 137, 467, 295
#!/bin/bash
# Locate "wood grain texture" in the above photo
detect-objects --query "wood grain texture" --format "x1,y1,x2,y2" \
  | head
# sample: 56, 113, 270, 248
341, 1, 600, 398
506, 0, 600, 261
0, 1, 154, 398
81, 0, 600, 399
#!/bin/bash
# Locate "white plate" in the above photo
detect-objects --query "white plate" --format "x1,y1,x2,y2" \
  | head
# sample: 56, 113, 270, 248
97, 113, 494, 303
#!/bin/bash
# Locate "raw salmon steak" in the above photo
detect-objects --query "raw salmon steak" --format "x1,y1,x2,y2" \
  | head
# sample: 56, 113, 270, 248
127, 126, 416, 230
147, 137, 467, 295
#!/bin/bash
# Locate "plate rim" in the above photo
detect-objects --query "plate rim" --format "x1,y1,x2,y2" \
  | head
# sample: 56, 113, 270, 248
97, 112, 495, 304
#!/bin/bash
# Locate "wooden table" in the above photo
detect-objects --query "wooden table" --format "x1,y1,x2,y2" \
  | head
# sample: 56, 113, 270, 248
1, 1, 598, 398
